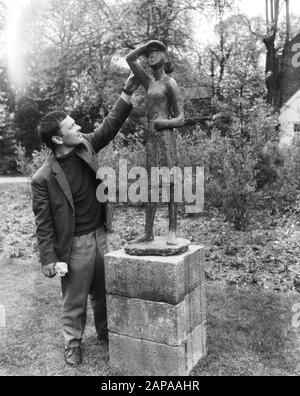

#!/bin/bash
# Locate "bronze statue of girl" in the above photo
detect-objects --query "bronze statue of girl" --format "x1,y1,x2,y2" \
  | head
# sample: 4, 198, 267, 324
126, 40, 185, 245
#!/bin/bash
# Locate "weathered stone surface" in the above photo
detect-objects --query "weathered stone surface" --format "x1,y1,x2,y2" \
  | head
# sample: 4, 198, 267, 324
105, 245, 204, 305
125, 237, 190, 256
186, 322, 207, 373
107, 295, 185, 346
109, 332, 186, 376
184, 284, 206, 333
109, 322, 207, 376
105, 244, 207, 375
106, 285, 206, 345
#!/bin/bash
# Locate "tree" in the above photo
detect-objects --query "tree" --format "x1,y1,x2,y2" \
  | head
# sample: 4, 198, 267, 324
12, 0, 127, 144
215, 15, 266, 122
0, 66, 16, 174
192, 0, 236, 99
198, 10, 266, 132
0, 1, 17, 173
250, 0, 291, 110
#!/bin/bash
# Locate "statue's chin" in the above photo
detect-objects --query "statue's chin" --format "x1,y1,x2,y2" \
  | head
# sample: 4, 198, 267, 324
149, 60, 165, 70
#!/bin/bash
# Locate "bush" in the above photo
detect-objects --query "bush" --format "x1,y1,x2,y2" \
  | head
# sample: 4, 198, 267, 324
177, 125, 257, 228
15, 131, 145, 182
97, 131, 145, 170
15, 143, 51, 179
259, 144, 299, 213
14, 103, 299, 229
176, 100, 294, 229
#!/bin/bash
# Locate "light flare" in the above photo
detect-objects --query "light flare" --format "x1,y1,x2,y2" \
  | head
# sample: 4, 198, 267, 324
5, 0, 30, 89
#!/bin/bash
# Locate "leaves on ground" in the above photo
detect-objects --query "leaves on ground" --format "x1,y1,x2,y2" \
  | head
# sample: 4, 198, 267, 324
1, 184, 300, 375
1, 185, 300, 293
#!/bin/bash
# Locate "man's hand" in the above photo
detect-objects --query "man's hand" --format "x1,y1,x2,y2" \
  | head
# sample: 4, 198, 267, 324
42, 263, 56, 278
123, 72, 140, 95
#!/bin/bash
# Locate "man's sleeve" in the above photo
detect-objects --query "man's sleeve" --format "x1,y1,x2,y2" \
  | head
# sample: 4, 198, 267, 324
85, 97, 133, 153
31, 177, 58, 266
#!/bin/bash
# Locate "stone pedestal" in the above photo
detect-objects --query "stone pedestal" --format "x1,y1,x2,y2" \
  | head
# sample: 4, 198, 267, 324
104, 245, 207, 376
125, 236, 190, 256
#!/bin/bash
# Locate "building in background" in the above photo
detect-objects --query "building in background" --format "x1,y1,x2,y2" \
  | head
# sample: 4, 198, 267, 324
279, 32, 300, 146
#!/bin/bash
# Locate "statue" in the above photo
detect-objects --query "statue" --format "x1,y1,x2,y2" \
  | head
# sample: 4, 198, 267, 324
126, 40, 185, 246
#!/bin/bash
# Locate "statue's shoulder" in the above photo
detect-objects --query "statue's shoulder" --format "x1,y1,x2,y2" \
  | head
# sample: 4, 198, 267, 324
165, 76, 179, 90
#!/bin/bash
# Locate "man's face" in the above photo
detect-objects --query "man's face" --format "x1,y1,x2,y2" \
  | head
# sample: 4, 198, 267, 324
59, 116, 83, 147
147, 48, 166, 68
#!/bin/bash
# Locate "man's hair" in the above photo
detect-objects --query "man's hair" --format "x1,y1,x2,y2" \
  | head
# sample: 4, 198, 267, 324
36, 110, 67, 151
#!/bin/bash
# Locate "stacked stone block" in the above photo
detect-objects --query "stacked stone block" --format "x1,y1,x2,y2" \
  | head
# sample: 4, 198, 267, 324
104, 245, 206, 376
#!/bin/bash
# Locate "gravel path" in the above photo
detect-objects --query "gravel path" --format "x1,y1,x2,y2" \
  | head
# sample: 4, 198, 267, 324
0, 177, 28, 184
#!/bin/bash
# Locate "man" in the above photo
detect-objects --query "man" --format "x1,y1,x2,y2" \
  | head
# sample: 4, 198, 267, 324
31, 73, 139, 367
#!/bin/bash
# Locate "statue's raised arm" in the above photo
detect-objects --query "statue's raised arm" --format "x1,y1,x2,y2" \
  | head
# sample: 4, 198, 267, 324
126, 42, 152, 90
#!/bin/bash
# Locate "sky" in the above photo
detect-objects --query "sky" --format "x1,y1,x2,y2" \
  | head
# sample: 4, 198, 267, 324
239, 0, 300, 17
195, 0, 300, 46
3, 0, 300, 87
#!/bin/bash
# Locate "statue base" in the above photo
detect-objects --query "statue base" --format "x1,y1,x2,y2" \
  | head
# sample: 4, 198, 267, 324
104, 245, 207, 376
125, 236, 190, 256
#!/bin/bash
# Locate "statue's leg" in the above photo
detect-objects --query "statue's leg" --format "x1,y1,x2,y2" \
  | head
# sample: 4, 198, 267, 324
145, 201, 157, 239
130, 199, 156, 244
167, 182, 178, 245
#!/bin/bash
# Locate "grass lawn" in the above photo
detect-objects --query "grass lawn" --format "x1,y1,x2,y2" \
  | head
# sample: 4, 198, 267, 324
1, 183, 300, 376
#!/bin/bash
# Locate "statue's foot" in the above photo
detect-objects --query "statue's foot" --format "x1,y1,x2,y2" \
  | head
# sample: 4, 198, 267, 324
129, 233, 154, 244
167, 231, 178, 245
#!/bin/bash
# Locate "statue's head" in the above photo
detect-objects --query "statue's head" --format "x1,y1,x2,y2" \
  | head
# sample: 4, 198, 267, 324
146, 40, 173, 73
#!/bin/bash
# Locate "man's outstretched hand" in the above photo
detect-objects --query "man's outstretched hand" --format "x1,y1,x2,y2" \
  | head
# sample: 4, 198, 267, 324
124, 72, 140, 95
42, 263, 56, 278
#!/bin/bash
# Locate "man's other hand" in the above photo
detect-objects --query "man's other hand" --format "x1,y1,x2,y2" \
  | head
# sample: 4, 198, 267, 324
42, 263, 56, 278
124, 72, 140, 94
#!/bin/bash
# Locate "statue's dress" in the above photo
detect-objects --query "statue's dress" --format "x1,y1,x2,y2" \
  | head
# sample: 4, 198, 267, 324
145, 76, 178, 177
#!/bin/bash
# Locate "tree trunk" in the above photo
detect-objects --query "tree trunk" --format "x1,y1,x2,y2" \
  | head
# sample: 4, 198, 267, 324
286, 0, 290, 42
264, 0, 289, 111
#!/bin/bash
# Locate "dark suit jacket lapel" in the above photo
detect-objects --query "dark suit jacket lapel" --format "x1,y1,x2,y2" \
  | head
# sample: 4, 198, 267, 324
50, 157, 75, 212
76, 139, 99, 173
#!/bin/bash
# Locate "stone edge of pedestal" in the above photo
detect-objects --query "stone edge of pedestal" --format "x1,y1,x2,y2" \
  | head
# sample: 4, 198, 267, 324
108, 321, 207, 376
105, 245, 205, 305
106, 283, 206, 346
124, 237, 190, 256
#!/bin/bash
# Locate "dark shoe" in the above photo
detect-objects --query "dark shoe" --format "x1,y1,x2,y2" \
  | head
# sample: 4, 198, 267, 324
64, 346, 82, 367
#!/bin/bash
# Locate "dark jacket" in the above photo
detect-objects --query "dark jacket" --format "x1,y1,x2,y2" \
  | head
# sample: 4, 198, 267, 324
31, 97, 132, 267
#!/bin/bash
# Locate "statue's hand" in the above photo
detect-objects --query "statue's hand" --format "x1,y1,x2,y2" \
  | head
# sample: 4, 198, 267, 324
124, 72, 140, 94
154, 118, 169, 130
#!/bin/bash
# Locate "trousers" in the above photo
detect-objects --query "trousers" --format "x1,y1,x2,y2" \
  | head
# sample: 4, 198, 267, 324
60, 227, 108, 348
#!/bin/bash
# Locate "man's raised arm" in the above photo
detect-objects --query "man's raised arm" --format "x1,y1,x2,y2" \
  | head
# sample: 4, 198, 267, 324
85, 73, 140, 153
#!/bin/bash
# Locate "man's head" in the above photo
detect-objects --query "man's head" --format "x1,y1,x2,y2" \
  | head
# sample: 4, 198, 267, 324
36, 111, 84, 152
